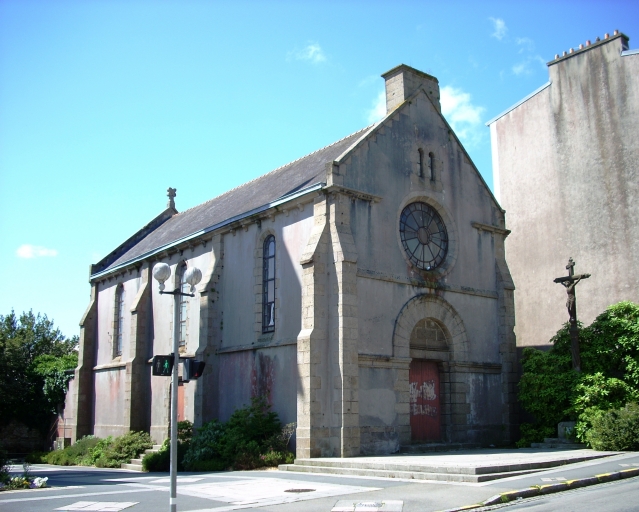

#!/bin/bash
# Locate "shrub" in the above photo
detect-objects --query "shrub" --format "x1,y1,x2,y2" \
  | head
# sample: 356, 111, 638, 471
517, 302, 639, 448
585, 402, 639, 451
515, 423, 554, 448
94, 431, 152, 468
46, 436, 101, 466
25, 451, 48, 464
142, 438, 189, 472
182, 397, 294, 471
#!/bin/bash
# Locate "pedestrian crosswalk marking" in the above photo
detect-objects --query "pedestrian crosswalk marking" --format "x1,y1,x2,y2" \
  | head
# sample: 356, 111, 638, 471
54, 502, 138, 511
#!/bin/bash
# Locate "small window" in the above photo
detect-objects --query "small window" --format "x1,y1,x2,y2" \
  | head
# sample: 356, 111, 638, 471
262, 235, 276, 333
428, 152, 435, 181
114, 284, 125, 357
418, 149, 424, 177
176, 262, 188, 347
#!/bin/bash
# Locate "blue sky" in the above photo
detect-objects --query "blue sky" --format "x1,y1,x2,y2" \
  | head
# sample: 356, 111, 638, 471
1, 0, 638, 339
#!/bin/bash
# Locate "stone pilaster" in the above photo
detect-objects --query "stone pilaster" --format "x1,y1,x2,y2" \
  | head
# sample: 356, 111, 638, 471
124, 265, 151, 432
70, 280, 98, 442
297, 196, 329, 458
495, 232, 517, 444
194, 235, 223, 427
329, 192, 360, 457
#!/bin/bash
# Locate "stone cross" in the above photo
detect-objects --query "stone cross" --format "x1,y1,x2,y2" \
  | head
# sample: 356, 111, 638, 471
167, 187, 177, 210
553, 257, 591, 372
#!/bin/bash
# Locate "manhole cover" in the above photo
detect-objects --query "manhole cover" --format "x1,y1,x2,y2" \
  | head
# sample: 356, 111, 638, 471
284, 488, 316, 493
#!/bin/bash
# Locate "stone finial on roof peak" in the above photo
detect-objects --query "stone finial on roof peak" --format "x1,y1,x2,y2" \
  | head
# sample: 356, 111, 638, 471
167, 187, 176, 210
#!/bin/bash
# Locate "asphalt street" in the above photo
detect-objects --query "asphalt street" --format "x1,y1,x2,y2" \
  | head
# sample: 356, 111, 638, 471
0, 452, 638, 512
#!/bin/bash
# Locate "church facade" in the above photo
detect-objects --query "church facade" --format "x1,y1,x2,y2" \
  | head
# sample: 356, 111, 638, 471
488, 31, 639, 349
63, 64, 517, 457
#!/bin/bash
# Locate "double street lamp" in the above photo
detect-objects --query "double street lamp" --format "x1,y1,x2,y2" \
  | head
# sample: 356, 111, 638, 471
152, 262, 202, 512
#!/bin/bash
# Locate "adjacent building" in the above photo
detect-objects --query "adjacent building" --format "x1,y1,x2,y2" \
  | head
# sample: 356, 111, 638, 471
63, 64, 518, 457
488, 31, 639, 349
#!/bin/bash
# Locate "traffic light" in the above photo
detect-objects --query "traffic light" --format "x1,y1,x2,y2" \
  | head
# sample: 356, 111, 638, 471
152, 355, 174, 376
183, 359, 206, 382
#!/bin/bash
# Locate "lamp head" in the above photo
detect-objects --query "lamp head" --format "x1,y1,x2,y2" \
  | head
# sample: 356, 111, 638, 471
184, 267, 203, 293
152, 263, 171, 292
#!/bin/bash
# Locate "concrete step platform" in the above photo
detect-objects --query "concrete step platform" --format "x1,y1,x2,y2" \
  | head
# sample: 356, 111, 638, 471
278, 449, 618, 483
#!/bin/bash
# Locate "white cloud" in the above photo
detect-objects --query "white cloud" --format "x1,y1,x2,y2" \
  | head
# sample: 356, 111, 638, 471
16, 244, 58, 259
288, 43, 326, 64
516, 37, 535, 53
489, 17, 507, 40
440, 85, 486, 148
366, 89, 386, 124
512, 55, 547, 76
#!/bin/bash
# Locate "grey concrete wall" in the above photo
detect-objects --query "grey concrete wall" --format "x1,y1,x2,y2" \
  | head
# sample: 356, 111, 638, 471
492, 33, 639, 348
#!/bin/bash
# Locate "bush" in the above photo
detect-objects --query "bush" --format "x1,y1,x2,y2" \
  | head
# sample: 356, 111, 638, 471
142, 438, 190, 472
517, 302, 639, 448
94, 431, 152, 468
46, 436, 101, 466
45, 432, 152, 468
585, 402, 639, 451
25, 451, 48, 464
182, 397, 294, 471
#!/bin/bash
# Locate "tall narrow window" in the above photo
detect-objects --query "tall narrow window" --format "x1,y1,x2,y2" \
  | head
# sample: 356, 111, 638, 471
418, 149, 424, 177
114, 284, 125, 357
262, 235, 276, 333
428, 152, 435, 181
177, 262, 188, 347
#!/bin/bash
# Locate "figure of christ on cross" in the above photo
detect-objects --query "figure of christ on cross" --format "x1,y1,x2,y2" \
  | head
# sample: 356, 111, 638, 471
553, 257, 591, 372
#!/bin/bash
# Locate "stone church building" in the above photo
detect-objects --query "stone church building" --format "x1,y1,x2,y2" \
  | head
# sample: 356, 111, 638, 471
63, 64, 517, 457
488, 31, 639, 350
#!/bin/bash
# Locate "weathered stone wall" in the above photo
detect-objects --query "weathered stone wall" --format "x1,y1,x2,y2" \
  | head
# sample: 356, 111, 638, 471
491, 33, 639, 348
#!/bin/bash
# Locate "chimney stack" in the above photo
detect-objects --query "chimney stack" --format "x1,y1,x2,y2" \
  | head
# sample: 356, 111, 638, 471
381, 64, 440, 115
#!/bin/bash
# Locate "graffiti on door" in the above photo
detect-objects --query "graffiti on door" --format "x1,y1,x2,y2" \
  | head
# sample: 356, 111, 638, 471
409, 360, 441, 441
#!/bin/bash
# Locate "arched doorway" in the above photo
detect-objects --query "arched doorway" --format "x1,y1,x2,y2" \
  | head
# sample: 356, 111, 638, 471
409, 318, 449, 442
392, 294, 468, 447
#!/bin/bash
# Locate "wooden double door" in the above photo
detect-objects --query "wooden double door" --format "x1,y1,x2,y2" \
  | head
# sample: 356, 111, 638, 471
409, 359, 441, 442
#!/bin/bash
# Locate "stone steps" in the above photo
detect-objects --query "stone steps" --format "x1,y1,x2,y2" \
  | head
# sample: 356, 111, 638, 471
278, 452, 611, 483
121, 444, 164, 472
278, 461, 541, 483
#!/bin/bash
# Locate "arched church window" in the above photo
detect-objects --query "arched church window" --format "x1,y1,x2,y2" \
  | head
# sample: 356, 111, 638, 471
399, 202, 448, 270
262, 235, 276, 333
114, 284, 125, 357
176, 262, 189, 347
418, 148, 424, 177
428, 152, 435, 181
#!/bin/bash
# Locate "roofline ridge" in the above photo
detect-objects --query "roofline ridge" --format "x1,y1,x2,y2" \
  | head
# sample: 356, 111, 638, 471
175, 125, 375, 217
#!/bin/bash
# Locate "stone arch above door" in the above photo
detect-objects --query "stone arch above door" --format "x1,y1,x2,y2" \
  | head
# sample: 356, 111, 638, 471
392, 294, 468, 360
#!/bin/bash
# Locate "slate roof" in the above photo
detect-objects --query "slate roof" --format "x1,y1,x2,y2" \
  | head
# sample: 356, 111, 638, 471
95, 126, 373, 276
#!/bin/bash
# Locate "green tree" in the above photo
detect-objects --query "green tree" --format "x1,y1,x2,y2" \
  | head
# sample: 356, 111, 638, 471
518, 301, 639, 447
0, 311, 78, 434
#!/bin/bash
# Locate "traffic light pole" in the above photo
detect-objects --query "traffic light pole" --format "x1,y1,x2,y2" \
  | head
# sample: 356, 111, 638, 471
169, 290, 179, 512
152, 262, 202, 512
160, 287, 195, 512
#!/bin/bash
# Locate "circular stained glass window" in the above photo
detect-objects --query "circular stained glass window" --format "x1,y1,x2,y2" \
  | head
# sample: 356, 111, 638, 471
399, 202, 448, 270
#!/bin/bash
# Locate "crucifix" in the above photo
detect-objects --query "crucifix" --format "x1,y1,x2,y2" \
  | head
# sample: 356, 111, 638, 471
553, 257, 591, 372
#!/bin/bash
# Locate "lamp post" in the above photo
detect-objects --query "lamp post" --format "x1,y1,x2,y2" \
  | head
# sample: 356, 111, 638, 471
152, 262, 202, 512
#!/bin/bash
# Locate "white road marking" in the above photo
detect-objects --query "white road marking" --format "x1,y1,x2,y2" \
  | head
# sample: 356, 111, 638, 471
332, 500, 404, 512
0, 487, 164, 503
54, 502, 138, 511
540, 477, 566, 482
